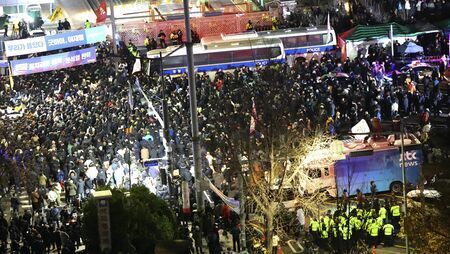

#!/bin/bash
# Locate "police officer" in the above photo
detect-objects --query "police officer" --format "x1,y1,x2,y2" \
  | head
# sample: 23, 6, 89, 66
3, 16, 9, 37
379, 204, 387, 222
330, 218, 340, 251
309, 218, 320, 246
246, 20, 254, 31
367, 220, 380, 248
144, 36, 151, 51
340, 224, 351, 253
84, 19, 91, 29
319, 218, 329, 249
382, 221, 395, 246
390, 203, 401, 233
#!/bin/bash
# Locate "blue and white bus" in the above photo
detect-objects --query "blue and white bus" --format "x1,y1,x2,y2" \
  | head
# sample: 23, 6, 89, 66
256, 25, 336, 56
146, 36, 285, 75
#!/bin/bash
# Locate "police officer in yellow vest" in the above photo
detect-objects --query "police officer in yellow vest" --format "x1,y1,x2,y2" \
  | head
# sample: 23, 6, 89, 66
390, 203, 401, 233
246, 20, 254, 31
382, 221, 395, 246
330, 219, 340, 251
340, 224, 351, 253
144, 36, 151, 51
379, 205, 387, 221
271, 16, 279, 30
319, 224, 329, 249
309, 218, 320, 245
367, 221, 380, 248
84, 19, 91, 29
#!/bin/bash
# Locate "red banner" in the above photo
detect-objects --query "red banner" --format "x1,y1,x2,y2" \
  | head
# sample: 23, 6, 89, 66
95, 0, 107, 24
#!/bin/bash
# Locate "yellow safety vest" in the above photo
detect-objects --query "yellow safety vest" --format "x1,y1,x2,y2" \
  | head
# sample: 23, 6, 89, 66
320, 229, 328, 239
379, 207, 387, 219
341, 227, 351, 240
311, 221, 319, 231
376, 216, 384, 227
354, 219, 362, 230
369, 224, 379, 237
85, 21, 91, 28
383, 224, 394, 236
391, 205, 400, 217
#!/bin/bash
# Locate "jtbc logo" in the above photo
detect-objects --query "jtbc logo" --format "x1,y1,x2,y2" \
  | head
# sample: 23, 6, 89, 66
400, 151, 417, 161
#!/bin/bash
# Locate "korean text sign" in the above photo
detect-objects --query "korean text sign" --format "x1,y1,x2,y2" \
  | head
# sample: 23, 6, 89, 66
4, 26, 106, 57
10, 47, 97, 76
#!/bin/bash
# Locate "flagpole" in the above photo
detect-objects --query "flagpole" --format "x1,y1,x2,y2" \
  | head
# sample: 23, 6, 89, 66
390, 24, 394, 57
8, 62, 14, 91
327, 12, 331, 43
109, 0, 118, 55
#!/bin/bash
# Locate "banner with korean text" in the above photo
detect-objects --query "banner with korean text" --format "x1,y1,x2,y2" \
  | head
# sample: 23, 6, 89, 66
10, 47, 97, 76
4, 26, 106, 57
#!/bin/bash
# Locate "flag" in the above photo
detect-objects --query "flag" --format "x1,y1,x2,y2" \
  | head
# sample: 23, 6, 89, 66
132, 59, 141, 74
128, 81, 134, 110
8, 62, 14, 91
390, 24, 394, 57
326, 12, 331, 43
249, 98, 257, 134
49, 6, 63, 23
95, 0, 107, 24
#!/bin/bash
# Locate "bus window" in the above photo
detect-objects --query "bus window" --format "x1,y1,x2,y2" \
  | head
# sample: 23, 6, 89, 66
163, 56, 186, 68
232, 49, 254, 62
324, 168, 330, 176
282, 37, 298, 48
307, 34, 322, 46
296, 36, 308, 47
269, 47, 281, 58
255, 48, 269, 59
323, 33, 333, 44
195, 54, 209, 65
208, 52, 232, 64
308, 168, 322, 179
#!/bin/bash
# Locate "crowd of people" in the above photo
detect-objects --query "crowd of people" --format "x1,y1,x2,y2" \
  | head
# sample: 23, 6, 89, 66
0, 42, 177, 252
0, 12, 449, 252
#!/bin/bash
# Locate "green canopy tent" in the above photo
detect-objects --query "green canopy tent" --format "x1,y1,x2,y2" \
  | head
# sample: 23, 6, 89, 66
339, 22, 441, 59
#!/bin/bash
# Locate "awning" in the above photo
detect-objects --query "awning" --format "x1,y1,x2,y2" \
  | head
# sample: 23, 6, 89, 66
340, 22, 440, 42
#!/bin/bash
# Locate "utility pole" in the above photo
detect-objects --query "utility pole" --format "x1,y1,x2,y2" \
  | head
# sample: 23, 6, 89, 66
160, 52, 169, 186
238, 172, 246, 251
109, 0, 118, 55
400, 122, 410, 254
183, 0, 204, 211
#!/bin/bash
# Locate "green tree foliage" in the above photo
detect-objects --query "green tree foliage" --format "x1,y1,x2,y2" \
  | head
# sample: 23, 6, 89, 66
82, 186, 178, 254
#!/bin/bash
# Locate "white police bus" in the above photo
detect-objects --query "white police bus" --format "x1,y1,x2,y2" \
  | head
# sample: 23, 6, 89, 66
146, 35, 285, 75
256, 25, 336, 56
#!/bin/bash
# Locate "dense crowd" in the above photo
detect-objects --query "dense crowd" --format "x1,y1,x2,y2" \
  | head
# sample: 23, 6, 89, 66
0, 26, 448, 253
0, 46, 173, 252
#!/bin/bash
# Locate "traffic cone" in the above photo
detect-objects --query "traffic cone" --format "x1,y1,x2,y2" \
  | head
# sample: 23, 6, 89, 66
277, 245, 283, 254
372, 245, 376, 254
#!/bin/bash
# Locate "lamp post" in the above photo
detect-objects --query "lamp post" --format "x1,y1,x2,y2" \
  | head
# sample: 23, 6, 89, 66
400, 121, 410, 254
160, 51, 169, 187
183, 0, 204, 212
109, 0, 118, 55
